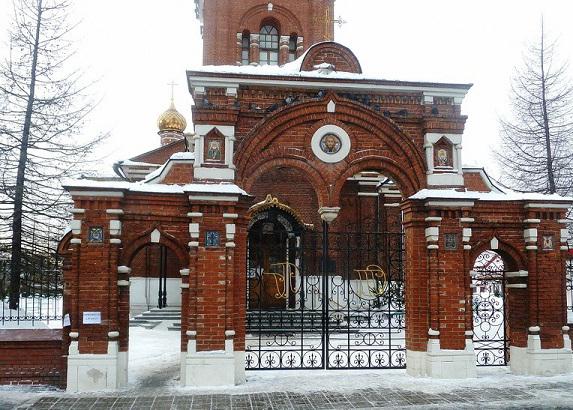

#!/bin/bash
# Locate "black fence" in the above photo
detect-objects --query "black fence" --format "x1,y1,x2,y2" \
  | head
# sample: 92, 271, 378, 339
567, 256, 573, 325
0, 245, 63, 327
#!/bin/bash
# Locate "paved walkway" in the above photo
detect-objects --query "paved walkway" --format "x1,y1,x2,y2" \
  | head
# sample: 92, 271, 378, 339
8, 382, 573, 410
4, 369, 573, 409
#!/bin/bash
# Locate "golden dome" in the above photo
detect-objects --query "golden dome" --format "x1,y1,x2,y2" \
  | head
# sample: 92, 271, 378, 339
157, 100, 187, 133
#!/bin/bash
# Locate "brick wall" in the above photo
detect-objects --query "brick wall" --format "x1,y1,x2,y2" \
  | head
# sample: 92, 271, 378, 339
0, 330, 65, 387
202, 0, 334, 65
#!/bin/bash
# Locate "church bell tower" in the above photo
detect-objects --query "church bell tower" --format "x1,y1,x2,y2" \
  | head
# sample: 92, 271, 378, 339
195, 0, 335, 66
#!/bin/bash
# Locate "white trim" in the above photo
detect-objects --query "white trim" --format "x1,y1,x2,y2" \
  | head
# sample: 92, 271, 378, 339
70, 239, 82, 244
505, 270, 529, 278
327, 100, 336, 113
425, 200, 475, 208
357, 192, 379, 197
506, 283, 527, 289
71, 208, 86, 214
311, 124, 351, 164
384, 203, 400, 207
425, 133, 463, 146
110, 239, 122, 245
180, 269, 190, 276
117, 280, 130, 287
194, 167, 235, 180
118, 266, 132, 274
460, 217, 475, 223
187, 212, 204, 218
188, 75, 469, 101
425, 217, 443, 222
69, 191, 124, 198
194, 124, 235, 138
427, 173, 465, 187
525, 203, 573, 209
523, 219, 541, 224
188, 194, 239, 202
106, 209, 124, 215
223, 213, 239, 219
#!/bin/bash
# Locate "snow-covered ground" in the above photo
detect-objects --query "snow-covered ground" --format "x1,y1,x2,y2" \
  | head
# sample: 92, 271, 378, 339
128, 324, 181, 388
3, 324, 573, 409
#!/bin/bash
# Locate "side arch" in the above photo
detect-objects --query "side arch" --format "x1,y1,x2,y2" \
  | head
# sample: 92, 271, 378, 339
122, 226, 188, 269
332, 155, 421, 201
470, 238, 526, 272
240, 157, 330, 208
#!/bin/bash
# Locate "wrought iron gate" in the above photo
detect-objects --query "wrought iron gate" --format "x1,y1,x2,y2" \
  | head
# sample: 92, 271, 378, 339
245, 226, 406, 370
472, 251, 509, 366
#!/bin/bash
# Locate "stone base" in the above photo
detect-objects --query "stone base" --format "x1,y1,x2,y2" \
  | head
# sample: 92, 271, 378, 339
181, 351, 245, 387
67, 341, 127, 392
510, 333, 573, 376
407, 337, 477, 379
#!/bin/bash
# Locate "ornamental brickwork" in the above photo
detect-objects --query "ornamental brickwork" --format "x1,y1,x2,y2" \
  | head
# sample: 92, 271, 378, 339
44, 0, 573, 392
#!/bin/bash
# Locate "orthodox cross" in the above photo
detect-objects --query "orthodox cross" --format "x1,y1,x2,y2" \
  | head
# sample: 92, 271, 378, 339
168, 81, 178, 104
313, 10, 347, 39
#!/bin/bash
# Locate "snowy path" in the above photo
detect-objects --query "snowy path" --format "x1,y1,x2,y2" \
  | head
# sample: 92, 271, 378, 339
3, 325, 573, 408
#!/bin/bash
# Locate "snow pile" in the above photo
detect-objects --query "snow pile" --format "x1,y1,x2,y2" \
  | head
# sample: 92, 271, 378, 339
410, 188, 573, 203
129, 326, 181, 388
61, 177, 247, 196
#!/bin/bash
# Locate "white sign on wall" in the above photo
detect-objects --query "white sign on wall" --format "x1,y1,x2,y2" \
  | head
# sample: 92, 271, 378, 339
82, 311, 101, 325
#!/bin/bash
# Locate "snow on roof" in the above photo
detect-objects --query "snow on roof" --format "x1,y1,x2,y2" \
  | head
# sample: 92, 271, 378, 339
117, 160, 159, 167
188, 46, 472, 88
410, 188, 573, 203
143, 151, 196, 183
62, 178, 248, 196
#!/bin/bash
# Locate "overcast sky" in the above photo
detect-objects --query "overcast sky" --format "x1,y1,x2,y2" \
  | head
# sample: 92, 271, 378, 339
1, 0, 573, 179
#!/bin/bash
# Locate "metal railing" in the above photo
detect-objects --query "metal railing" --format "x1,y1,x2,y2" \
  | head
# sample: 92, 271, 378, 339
1, 247, 63, 327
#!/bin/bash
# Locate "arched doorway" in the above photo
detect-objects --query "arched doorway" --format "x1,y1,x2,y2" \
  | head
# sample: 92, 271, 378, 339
126, 242, 183, 387
245, 172, 406, 370
471, 250, 508, 366
247, 206, 304, 311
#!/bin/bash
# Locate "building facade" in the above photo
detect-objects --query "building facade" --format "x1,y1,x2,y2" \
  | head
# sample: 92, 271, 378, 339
59, 0, 573, 391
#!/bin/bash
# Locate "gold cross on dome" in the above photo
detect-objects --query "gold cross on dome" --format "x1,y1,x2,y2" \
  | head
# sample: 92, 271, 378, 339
168, 81, 178, 103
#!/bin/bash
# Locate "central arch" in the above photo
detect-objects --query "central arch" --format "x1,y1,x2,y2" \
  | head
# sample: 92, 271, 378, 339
235, 97, 427, 200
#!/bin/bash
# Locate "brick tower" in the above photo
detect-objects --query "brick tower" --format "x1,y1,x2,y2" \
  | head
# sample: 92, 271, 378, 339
195, 0, 335, 66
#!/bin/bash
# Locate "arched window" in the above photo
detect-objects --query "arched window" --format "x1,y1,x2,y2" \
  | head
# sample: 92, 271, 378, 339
259, 25, 279, 65
241, 32, 250, 65
288, 35, 297, 62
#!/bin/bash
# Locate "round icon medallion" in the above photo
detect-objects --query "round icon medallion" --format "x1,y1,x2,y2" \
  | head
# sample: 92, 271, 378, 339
320, 133, 342, 155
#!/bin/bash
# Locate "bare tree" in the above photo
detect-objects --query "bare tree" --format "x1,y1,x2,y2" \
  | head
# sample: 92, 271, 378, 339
0, 0, 105, 308
496, 19, 573, 196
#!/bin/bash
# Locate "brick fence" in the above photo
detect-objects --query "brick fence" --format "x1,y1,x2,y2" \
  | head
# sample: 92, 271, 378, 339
0, 329, 66, 387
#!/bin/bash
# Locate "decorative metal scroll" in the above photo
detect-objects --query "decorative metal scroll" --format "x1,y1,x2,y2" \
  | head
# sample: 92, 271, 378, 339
472, 251, 508, 366
245, 228, 406, 371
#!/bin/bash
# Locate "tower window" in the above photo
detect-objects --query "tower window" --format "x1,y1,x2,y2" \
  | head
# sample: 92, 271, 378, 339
260, 25, 279, 66
241, 32, 250, 65
288, 35, 297, 62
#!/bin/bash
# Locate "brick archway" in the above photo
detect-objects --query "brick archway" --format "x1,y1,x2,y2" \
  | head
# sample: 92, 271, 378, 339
236, 97, 427, 203
470, 239, 526, 272
122, 227, 188, 269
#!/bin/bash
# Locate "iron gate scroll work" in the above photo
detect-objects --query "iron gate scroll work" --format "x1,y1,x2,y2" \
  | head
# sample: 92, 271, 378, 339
245, 226, 406, 370
471, 251, 509, 366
